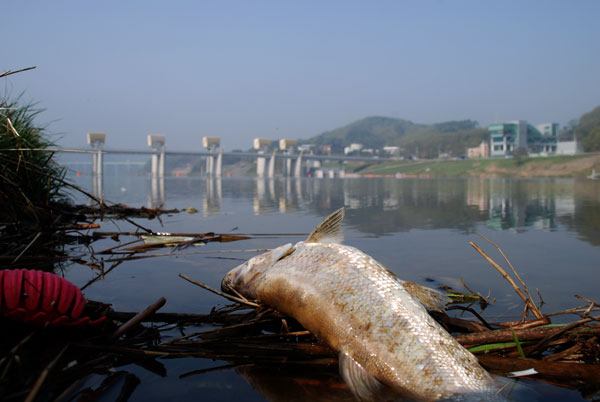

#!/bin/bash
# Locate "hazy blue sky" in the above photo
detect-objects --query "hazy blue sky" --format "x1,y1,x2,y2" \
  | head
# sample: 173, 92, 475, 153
3, 1, 599, 151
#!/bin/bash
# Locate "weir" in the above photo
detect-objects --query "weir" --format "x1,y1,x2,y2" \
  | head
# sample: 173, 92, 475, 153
87, 132, 105, 199
202, 136, 221, 176
148, 134, 166, 178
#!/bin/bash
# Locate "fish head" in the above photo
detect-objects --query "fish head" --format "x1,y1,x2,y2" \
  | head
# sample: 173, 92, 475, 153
221, 242, 296, 298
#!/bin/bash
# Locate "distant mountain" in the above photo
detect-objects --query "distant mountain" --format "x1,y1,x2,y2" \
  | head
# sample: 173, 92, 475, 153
305, 116, 487, 158
308, 116, 418, 151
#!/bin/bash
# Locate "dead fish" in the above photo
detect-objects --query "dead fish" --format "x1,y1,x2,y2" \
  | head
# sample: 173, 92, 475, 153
222, 208, 500, 401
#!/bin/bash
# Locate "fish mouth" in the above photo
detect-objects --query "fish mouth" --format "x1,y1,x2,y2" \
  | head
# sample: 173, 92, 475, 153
221, 268, 237, 293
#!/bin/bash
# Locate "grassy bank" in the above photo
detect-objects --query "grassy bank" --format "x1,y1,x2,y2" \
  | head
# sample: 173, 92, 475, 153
347, 154, 600, 178
0, 97, 66, 217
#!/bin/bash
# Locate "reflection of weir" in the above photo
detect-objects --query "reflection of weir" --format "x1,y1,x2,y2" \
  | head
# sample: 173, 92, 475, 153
203, 178, 222, 216
253, 178, 305, 215
148, 176, 165, 209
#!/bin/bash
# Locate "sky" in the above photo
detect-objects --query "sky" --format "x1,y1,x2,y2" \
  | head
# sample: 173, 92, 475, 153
2, 1, 600, 151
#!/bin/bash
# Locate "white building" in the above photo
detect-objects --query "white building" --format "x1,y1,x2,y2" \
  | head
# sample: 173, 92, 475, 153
344, 143, 363, 155
556, 140, 583, 155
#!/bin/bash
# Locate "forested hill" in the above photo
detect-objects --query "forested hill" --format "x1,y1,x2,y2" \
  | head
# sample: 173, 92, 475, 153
567, 106, 600, 152
305, 116, 488, 158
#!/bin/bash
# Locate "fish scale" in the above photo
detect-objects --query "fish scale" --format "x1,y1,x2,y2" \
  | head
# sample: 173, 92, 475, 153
223, 209, 500, 401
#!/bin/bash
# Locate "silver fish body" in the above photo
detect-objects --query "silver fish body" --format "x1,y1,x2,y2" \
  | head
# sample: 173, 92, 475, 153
222, 209, 499, 401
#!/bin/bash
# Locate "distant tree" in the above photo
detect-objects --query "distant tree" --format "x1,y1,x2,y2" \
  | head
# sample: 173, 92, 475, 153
572, 106, 600, 151
511, 147, 529, 166
582, 126, 600, 151
329, 138, 345, 155
433, 120, 478, 133
566, 118, 580, 131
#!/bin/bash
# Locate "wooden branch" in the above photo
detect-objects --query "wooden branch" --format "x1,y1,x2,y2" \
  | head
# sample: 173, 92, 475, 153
111, 297, 167, 340
476, 232, 540, 317
11, 232, 42, 264
470, 241, 543, 319
0, 66, 36, 78
24, 345, 68, 402
478, 355, 600, 383
58, 223, 101, 230
455, 326, 561, 347
495, 316, 550, 329
527, 317, 593, 355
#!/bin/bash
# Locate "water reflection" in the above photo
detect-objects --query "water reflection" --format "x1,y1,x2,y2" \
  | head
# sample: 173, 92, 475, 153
253, 178, 303, 215
193, 178, 600, 245
203, 177, 223, 216
148, 176, 165, 209
66, 175, 600, 402
79, 173, 600, 246
91, 174, 103, 201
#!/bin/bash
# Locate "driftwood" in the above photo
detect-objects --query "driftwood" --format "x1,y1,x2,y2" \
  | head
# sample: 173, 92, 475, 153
478, 355, 600, 383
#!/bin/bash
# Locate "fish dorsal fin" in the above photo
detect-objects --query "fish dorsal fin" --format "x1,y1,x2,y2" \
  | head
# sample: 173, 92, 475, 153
339, 352, 395, 402
400, 281, 451, 313
306, 207, 344, 244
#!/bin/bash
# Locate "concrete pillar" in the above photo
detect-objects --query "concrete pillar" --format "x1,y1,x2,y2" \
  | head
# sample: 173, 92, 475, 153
215, 150, 222, 177
253, 139, 273, 178
294, 151, 303, 177
87, 132, 105, 201
92, 152, 97, 175
206, 154, 214, 176
202, 137, 221, 177
256, 150, 266, 177
279, 139, 298, 177
268, 150, 276, 178
96, 145, 103, 176
158, 147, 165, 178
87, 132, 106, 177
286, 157, 293, 177
151, 154, 158, 177
148, 135, 166, 178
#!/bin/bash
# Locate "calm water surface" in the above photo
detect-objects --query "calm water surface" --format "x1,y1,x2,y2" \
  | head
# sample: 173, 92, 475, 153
63, 174, 600, 401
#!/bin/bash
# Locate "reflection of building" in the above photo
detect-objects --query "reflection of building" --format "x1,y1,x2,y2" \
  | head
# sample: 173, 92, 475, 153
485, 180, 558, 231
554, 196, 575, 217
466, 180, 489, 212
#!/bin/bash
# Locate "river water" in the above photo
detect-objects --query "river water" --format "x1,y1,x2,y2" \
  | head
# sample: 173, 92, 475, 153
63, 174, 600, 401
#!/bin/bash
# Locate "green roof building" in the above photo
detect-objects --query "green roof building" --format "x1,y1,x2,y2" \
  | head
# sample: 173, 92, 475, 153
488, 120, 558, 157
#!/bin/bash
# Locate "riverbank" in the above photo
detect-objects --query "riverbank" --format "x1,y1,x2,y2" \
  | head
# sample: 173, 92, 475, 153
348, 153, 600, 179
